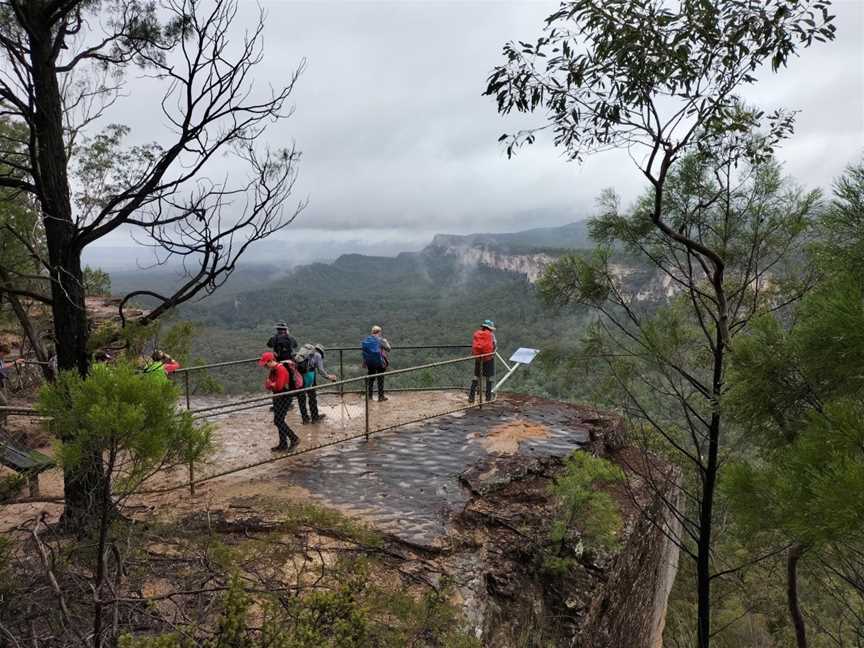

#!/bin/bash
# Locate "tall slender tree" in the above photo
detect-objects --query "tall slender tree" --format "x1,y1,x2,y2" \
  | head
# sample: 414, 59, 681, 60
486, 2, 835, 645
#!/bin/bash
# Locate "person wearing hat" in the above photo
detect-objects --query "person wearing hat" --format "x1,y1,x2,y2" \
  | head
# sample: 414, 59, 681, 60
294, 343, 337, 424
266, 322, 298, 363
361, 325, 392, 402
259, 351, 300, 452
469, 319, 497, 404
144, 350, 181, 381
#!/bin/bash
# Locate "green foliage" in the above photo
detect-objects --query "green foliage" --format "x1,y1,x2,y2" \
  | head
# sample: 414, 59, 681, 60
0, 535, 12, 599
37, 362, 211, 498
812, 159, 864, 274
726, 399, 864, 548
119, 560, 480, 648
279, 501, 383, 548
537, 248, 611, 307
0, 473, 25, 503
158, 320, 195, 366
83, 265, 112, 297
548, 452, 624, 566
717, 160, 864, 645
88, 318, 155, 357
486, 0, 834, 162
0, 117, 48, 314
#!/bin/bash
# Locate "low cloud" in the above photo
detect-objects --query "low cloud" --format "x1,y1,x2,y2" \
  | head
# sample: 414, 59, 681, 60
91, 0, 862, 265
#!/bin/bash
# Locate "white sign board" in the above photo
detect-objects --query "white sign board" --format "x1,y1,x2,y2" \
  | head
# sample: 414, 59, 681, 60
509, 348, 540, 365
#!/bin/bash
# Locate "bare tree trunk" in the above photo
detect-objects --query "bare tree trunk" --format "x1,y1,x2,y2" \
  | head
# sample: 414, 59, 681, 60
24, 6, 100, 529
0, 269, 52, 381
788, 543, 808, 648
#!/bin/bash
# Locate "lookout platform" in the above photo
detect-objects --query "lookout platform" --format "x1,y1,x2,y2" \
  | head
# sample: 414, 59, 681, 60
176, 391, 598, 546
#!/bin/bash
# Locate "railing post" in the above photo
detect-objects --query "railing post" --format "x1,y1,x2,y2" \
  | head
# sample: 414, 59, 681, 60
188, 461, 195, 496
184, 372, 191, 410
364, 376, 370, 440
339, 349, 344, 398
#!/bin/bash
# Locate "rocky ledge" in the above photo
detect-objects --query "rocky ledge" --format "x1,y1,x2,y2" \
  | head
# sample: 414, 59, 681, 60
216, 394, 681, 648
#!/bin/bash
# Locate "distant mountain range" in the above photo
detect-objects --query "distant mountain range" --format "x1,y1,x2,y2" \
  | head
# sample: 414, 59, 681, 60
427, 221, 591, 252
107, 222, 592, 296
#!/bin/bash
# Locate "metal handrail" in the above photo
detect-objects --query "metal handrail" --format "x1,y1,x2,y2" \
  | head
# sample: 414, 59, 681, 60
173, 344, 472, 375
187, 352, 491, 417
4, 351, 497, 499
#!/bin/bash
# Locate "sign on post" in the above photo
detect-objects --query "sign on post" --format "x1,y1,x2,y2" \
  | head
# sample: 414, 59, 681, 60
493, 348, 541, 393
509, 348, 540, 365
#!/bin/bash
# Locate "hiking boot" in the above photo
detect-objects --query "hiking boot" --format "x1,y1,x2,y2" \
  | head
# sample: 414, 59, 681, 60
377, 396, 389, 402
301, 417, 311, 424
311, 414, 327, 423
271, 443, 289, 452
287, 438, 300, 452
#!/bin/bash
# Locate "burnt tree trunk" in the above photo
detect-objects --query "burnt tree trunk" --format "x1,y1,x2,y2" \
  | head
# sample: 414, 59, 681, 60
788, 543, 808, 648
24, 5, 102, 528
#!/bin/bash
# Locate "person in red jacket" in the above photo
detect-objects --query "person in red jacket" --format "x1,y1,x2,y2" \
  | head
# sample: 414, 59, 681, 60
469, 319, 497, 404
259, 351, 299, 452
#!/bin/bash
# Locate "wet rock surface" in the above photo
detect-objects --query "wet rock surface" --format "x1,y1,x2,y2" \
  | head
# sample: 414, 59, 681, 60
264, 398, 590, 546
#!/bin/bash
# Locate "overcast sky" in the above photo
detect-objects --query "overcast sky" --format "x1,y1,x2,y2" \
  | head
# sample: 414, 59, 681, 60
88, 0, 864, 266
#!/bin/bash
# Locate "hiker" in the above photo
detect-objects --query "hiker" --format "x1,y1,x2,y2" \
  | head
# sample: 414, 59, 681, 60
145, 350, 180, 379
259, 351, 301, 452
294, 343, 337, 424
362, 325, 391, 402
469, 319, 496, 404
266, 322, 298, 362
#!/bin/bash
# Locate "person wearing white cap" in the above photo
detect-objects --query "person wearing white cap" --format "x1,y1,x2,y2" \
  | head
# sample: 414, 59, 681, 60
469, 319, 497, 403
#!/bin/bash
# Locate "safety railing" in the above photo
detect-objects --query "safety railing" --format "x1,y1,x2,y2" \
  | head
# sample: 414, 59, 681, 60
186, 351, 494, 424
173, 344, 474, 408
2, 349, 502, 499
148, 351, 499, 496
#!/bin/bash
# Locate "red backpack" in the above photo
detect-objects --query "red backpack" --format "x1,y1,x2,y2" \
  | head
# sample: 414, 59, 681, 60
284, 360, 304, 390
472, 329, 495, 356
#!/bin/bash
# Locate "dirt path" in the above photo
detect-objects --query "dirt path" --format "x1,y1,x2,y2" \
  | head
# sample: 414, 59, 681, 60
0, 390, 471, 531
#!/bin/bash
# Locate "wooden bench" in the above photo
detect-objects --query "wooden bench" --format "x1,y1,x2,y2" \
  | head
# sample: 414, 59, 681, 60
0, 442, 54, 497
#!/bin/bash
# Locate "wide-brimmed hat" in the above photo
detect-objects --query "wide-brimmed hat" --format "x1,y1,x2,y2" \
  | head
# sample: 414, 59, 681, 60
258, 351, 277, 366
275, 322, 288, 331
371, 325, 382, 334
313, 343, 326, 356
482, 319, 496, 330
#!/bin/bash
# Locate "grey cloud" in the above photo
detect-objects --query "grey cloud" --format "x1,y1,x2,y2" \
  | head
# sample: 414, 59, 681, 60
91, 0, 863, 257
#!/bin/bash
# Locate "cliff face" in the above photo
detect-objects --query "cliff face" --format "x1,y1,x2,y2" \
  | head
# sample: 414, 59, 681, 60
430, 243, 556, 284
426, 238, 681, 304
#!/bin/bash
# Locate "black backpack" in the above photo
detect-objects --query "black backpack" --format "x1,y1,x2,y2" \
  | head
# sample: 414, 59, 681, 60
271, 334, 295, 361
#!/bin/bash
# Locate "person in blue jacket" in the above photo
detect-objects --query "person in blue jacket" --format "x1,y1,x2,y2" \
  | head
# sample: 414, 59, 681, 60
362, 325, 391, 402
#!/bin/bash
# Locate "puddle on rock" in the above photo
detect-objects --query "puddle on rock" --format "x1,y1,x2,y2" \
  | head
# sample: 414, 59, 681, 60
479, 419, 552, 455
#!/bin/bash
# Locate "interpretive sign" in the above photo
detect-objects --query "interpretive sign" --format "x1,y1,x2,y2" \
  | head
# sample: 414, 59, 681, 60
509, 348, 540, 365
